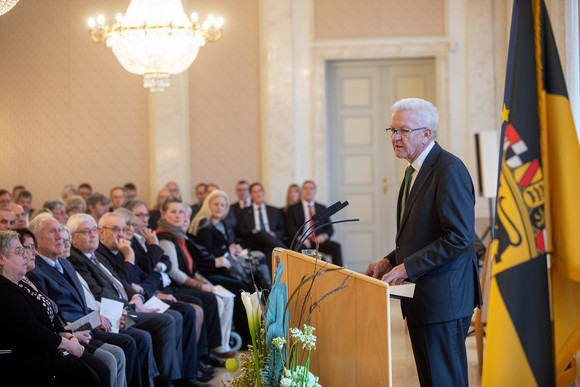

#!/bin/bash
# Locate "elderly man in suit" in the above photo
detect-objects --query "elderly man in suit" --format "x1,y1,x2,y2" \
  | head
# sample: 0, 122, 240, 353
365, 98, 481, 387
284, 180, 343, 266
236, 182, 287, 270
26, 214, 152, 387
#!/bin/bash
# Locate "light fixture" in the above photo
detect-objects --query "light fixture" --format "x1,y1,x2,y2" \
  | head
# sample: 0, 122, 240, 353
88, 0, 224, 91
0, 0, 19, 16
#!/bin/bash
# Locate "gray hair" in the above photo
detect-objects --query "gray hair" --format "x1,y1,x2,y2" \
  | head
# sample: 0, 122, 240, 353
392, 98, 439, 138
0, 230, 19, 256
64, 195, 87, 213
114, 208, 137, 225
98, 212, 124, 228
123, 199, 147, 211
67, 213, 96, 233
28, 213, 56, 236
43, 200, 65, 211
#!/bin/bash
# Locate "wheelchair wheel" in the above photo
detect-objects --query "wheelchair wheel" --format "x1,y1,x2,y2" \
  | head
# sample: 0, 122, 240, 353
229, 331, 243, 351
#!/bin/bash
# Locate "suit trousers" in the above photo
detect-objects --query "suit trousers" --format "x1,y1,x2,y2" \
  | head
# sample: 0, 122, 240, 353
407, 315, 472, 387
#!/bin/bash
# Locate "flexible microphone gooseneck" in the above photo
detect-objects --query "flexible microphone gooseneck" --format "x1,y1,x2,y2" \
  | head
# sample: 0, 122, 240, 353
294, 215, 358, 252
289, 201, 342, 251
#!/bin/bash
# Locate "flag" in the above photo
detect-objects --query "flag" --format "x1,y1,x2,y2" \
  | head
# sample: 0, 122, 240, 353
483, 1, 580, 386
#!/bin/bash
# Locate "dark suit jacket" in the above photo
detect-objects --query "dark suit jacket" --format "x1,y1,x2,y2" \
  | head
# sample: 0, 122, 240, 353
386, 142, 482, 324
96, 243, 159, 299
284, 202, 335, 241
27, 255, 91, 323
0, 275, 62, 383
236, 204, 286, 240
67, 246, 137, 305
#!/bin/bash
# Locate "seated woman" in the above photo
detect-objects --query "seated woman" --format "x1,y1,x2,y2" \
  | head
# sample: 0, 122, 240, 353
188, 190, 271, 290
0, 230, 108, 386
283, 183, 300, 215
154, 199, 241, 356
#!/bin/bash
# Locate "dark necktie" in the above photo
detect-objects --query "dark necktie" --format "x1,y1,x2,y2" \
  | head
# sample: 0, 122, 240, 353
400, 165, 415, 225
258, 207, 267, 231
89, 254, 128, 301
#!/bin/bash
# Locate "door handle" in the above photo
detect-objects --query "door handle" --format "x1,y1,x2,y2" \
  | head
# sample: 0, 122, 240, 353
383, 178, 388, 194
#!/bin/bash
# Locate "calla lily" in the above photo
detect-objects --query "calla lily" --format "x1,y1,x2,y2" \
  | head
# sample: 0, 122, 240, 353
241, 290, 263, 386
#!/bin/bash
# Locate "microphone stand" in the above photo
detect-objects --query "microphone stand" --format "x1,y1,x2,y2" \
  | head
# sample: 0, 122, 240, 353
294, 218, 359, 252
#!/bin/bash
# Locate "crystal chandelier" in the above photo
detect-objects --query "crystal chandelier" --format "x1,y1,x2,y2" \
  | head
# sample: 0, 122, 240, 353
88, 0, 224, 91
0, 0, 19, 16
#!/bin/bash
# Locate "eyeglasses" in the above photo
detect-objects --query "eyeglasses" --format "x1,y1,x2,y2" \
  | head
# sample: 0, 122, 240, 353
127, 222, 137, 228
22, 245, 37, 254
385, 127, 427, 137
74, 228, 98, 236
134, 213, 150, 219
11, 248, 25, 256
102, 226, 127, 234
0, 219, 16, 226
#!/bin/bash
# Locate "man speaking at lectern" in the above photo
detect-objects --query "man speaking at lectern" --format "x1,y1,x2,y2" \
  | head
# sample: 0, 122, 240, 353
364, 98, 481, 387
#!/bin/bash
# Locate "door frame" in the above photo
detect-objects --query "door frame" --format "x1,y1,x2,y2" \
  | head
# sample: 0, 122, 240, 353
311, 41, 452, 204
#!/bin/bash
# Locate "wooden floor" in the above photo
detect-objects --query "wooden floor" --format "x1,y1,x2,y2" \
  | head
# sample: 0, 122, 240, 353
209, 298, 580, 386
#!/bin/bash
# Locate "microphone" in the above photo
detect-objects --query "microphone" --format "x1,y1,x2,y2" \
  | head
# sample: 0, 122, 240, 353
289, 201, 342, 250
295, 218, 360, 252
312, 201, 343, 222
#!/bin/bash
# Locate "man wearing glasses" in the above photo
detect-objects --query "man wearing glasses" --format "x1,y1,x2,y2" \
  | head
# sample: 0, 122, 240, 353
365, 98, 481, 387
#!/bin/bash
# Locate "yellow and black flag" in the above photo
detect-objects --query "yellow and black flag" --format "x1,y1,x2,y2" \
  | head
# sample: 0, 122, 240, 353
483, 0, 580, 386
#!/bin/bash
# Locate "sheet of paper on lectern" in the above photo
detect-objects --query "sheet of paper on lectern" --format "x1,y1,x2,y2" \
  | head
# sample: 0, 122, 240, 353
388, 281, 415, 299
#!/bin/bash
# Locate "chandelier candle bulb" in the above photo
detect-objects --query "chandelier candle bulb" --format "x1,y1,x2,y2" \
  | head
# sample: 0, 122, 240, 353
87, 0, 223, 91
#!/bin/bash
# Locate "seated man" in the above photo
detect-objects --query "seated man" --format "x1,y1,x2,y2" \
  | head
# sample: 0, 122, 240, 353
26, 215, 152, 387
110, 187, 127, 211
235, 182, 287, 270
68, 213, 210, 387
8, 203, 27, 228
0, 208, 16, 230
87, 193, 111, 223
284, 180, 343, 266
0, 189, 11, 207
15, 190, 33, 222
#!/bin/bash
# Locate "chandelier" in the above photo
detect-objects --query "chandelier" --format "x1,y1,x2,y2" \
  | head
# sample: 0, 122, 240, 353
0, 0, 19, 16
88, 0, 224, 91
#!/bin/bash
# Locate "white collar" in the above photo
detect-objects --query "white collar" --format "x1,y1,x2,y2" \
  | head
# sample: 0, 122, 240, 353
410, 141, 435, 173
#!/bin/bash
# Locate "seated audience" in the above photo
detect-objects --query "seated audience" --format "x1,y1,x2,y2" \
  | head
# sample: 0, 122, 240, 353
78, 183, 93, 202
189, 190, 271, 289
235, 182, 287, 272
190, 183, 208, 219
156, 198, 252, 347
8, 203, 27, 228
65, 195, 87, 217
283, 183, 300, 215
87, 193, 111, 223
18, 227, 126, 387
149, 188, 170, 230
0, 230, 107, 386
26, 215, 155, 387
43, 199, 68, 225
110, 187, 127, 211
15, 190, 33, 220
0, 189, 11, 207
124, 183, 137, 202
0, 208, 16, 230
284, 180, 343, 266
12, 185, 25, 200
165, 182, 181, 200
62, 184, 78, 200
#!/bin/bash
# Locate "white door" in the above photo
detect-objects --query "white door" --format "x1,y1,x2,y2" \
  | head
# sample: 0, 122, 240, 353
327, 58, 436, 273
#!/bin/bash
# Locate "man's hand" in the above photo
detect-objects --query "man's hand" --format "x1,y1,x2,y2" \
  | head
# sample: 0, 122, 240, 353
157, 293, 177, 303
97, 315, 112, 332
201, 283, 215, 293
364, 259, 393, 279
141, 228, 159, 246
118, 239, 135, 264
381, 263, 407, 285
130, 295, 157, 313
302, 239, 312, 249
215, 256, 232, 269
73, 330, 92, 344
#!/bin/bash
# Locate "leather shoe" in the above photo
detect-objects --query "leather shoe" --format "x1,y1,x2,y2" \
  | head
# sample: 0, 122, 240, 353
214, 350, 237, 358
200, 353, 226, 367
198, 361, 217, 375
197, 372, 213, 383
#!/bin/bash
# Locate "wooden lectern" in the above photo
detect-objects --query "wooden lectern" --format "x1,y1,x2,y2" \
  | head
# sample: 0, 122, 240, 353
273, 248, 392, 387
